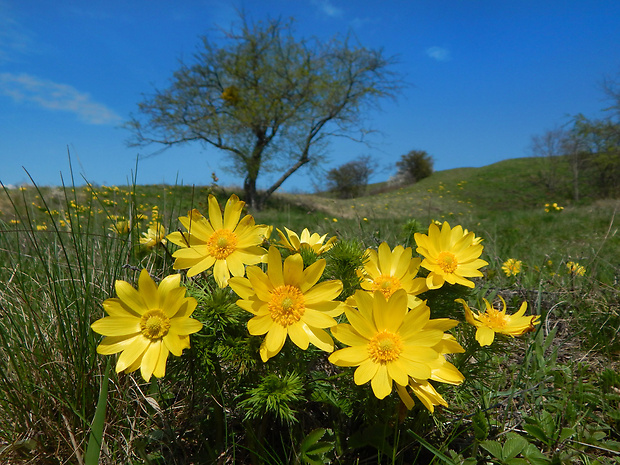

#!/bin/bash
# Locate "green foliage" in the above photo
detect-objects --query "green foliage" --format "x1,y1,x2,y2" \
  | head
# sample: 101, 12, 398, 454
296, 428, 334, 465
395, 149, 435, 184
322, 238, 367, 299
325, 155, 376, 199
239, 372, 306, 424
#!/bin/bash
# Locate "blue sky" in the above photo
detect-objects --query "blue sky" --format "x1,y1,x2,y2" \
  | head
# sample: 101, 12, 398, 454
1, 1, 619, 191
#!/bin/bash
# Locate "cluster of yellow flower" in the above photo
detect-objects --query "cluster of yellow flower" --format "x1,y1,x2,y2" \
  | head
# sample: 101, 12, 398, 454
91, 194, 541, 413
544, 202, 564, 213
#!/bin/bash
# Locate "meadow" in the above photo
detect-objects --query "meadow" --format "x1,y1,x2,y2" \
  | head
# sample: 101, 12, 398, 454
0, 157, 618, 464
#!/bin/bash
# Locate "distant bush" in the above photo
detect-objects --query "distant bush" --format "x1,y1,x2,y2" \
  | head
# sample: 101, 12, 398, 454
326, 155, 376, 199
395, 150, 434, 184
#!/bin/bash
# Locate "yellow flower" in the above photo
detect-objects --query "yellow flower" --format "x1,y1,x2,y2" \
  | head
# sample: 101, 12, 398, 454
358, 242, 427, 307
110, 220, 131, 234
140, 223, 167, 249
229, 246, 345, 362
566, 261, 586, 276
501, 258, 522, 277
456, 296, 540, 346
91, 270, 203, 382
329, 290, 461, 400
414, 222, 488, 290
166, 195, 267, 287
276, 227, 336, 255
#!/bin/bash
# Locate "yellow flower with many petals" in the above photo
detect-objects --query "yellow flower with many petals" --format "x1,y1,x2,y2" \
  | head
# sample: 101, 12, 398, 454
166, 195, 267, 286
358, 242, 427, 307
110, 220, 131, 234
91, 270, 203, 381
501, 258, 522, 277
566, 261, 586, 276
276, 227, 337, 255
140, 223, 167, 249
229, 246, 345, 362
329, 289, 462, 400
414, 222, 488, 290
456, 296, 540, 346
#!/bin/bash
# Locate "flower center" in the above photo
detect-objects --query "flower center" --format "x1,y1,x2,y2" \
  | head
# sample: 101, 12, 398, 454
207, 229, 238, 260
140, 309, 171, 340
371, 275, 401, 299
437, 251, 458, 273
268, 285, 306, 327
480, 308, 508, 329
368, 330, 403, 364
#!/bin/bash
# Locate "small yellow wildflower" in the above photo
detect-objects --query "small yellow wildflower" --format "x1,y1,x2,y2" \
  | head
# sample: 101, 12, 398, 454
140, 223, 167, 249
414, 222, 488, 290
456, 296, 540, 346
110, 220, 131, 234
566, 261, 586, 276
276, 227, 336, 255
501, 258, 522, 277
358, 242, 427, 307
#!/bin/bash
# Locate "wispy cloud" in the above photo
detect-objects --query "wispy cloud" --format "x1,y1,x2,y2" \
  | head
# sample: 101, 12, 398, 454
312, 0, 344, 18
0, 73, 122, 125
425, 46, 451, 62
0, 1, 36, 62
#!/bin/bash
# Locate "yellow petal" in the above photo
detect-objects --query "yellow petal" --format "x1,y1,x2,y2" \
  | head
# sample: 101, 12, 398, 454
152, 344, 169, 379
91, 316, 140, 337
288, 323, 310, 350
229, 277, 254, 300
476, 326, 495, 346
140, 339, 162, 382
170, 316, 203, 335
115, 280, 147, 315
265, 324, 287, 352
248, 314, 274, 335
283, 253, 303, 287
102, 298, 137, 317
300, 259, 326, 291
208, 195, 223, 230
301, 309, 336, 329
213, 259, 230, 287
329, 346, 368, 366
305, 326, 334, 352
266, 246, 284, 287
96, 334, 139, 355
138, 270, 159, 309
387, 359, 409, 386
304, 281, 343, 305
330, 324, 368, 347
354, 359, 379, 386
116, 336, 149, 373
371, 365, 392, 399
223, 195, 244, 230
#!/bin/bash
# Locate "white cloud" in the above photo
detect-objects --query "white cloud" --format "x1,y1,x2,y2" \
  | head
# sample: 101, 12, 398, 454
425, 46, 451, 62
0, 72, 122, 125
0, 1, 36, 62
312, 0, 344, 18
